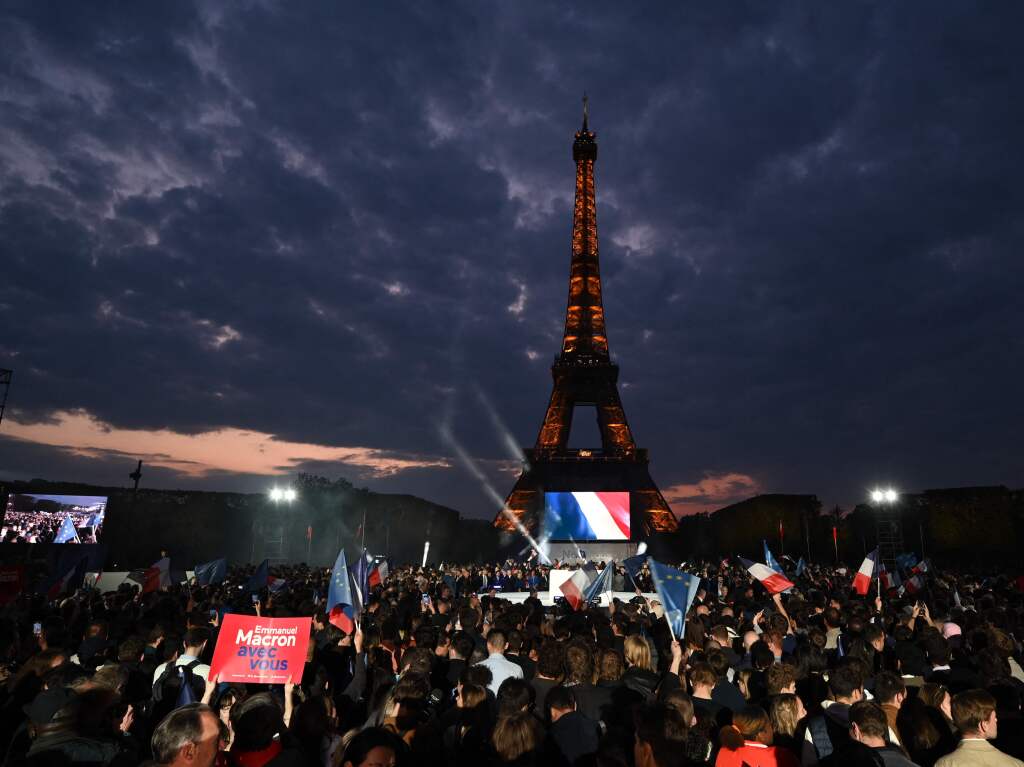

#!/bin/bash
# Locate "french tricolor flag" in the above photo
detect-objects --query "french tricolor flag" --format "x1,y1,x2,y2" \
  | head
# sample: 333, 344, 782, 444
549, 492, 630, 540
559, 568, 594, 611
853, 549, 878, 596
904, 574, 924, 596
739, 557, 794, 595
879, 562, 901, 592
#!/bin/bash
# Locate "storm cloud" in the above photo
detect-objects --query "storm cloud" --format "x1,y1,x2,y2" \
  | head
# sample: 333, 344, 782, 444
1, 2, 1022, 519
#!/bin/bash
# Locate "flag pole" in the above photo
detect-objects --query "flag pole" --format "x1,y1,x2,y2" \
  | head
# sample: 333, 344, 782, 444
664, 611, 676, 641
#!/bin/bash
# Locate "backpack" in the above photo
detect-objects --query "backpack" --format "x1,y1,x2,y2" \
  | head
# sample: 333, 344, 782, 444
151, 660, 204, 719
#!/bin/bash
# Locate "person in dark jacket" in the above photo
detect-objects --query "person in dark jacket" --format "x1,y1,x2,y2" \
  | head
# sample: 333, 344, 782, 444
545, 686, 599, 767
821, 700, 920, 766
806, 663, 863, 762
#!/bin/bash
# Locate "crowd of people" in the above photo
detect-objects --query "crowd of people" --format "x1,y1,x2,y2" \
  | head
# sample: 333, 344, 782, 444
1, 511, 102, 544
1, 555, 1023, 767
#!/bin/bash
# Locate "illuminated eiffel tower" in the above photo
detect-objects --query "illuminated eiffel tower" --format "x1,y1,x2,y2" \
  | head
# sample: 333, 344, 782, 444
494, 100, 678, 539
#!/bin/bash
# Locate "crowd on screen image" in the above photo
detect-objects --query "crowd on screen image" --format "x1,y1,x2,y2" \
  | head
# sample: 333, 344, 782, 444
1, 554, 1024, 767
0, 510, 102, 544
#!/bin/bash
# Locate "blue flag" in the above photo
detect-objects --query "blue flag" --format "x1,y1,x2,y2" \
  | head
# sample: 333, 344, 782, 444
763, 541, 784, 574
648, 559, 701, 638
194, 558, 227, 586
583, 563, 614, 604
53, 515, 80, 544
246, 559, 269, 592
327, 549, 355, 633
623, 554, 647, 585
896, 553, 918, 571
795, 557, 806, 578
349, 549, 371, 613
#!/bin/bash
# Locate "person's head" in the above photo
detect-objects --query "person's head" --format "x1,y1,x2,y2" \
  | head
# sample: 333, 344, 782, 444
848, 700, 890, 747
341, 726, 400, 767
923, 634, 951, 667
182, 627, 210, 656
688, 663, 717, 696
486, 629, 507, 655
768, 694, 805, 738
749, 640, 774, 671
450, 634, 474, 662
765, 663, 797, 695
742, 630, 758, 652
229, 693, 284, 753
735, 668, 755, 700
456, 683, 487, 710
951, 689, 999, 740
633, 702, 689, 767
492, 710, 539, 763
720, 705, 773, 750
598, 648, 624, 683
545, 685, 576, 724
151, 703, 223, 767
624, 635, 655, 673
863, 624, 885, 653
873, 671, 907, 707
496, 678, 533, 717
117, 636, 146, 664
919, 683, 952, 720
537, 641, 564, 680
564, 644, 593, 685
662, 689, 696, 728
828, 663, 864, 704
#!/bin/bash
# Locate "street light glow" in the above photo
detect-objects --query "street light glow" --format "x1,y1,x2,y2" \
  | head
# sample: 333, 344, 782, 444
269, 487, 284, 502
870, 487, 898, 504
283, 488, 297, 502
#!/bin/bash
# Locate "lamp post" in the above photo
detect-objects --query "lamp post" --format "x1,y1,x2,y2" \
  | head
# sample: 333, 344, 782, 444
869, 487, 901, 574
266, 485, 297, 563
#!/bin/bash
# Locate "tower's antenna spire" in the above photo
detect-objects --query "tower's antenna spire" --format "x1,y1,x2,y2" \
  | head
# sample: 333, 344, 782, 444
582, 92, 589, 132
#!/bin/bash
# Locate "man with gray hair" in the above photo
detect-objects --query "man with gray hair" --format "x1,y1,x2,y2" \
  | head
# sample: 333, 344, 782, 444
151, 703, 223, 767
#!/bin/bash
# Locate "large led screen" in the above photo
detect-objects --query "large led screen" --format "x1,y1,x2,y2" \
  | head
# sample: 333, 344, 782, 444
2, 494, 107, 544
543, 491, 630, 541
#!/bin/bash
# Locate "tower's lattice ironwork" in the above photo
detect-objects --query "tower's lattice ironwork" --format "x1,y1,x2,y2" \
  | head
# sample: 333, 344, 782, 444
495, 102, 678, 538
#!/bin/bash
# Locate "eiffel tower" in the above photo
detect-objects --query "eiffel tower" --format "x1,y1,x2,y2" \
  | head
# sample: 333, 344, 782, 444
494, 100, 678, 539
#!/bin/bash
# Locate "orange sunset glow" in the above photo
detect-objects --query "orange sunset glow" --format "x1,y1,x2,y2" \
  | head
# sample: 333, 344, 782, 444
3, 410, 451, 478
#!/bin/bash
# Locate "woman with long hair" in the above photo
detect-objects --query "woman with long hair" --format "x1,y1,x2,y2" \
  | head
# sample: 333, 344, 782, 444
767, 693, 805, 764
715, 705, 798, 767
444, 683, 493, 766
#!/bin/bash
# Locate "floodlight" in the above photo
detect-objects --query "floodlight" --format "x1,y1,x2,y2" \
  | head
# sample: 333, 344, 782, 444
884, 488, 897, 503
283, 488, 297, 502
269, 487, 283, 502
870, 490, 885, 503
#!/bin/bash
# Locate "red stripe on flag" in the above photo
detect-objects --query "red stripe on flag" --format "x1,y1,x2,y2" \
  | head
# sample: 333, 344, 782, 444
329, 605, 354, 634
853, 572, 872, 595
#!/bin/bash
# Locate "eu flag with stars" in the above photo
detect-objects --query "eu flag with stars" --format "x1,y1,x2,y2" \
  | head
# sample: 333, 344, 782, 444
53, 515, 80, 544
328, 549, 355, 633
648, 559, 701, 638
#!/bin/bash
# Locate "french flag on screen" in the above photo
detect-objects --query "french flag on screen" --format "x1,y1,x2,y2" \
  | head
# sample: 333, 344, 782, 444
853, 549, 878, 595
549, 492, 630, 540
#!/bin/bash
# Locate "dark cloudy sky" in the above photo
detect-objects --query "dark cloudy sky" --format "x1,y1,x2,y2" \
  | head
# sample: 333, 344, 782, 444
2, 2, 1022, 520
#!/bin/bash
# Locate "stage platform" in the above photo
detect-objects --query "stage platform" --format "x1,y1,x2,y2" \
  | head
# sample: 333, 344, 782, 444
500, 590, 658, 607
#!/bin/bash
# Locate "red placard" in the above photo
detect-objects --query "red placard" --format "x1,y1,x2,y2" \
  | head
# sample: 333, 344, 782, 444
207, 614, 311, 685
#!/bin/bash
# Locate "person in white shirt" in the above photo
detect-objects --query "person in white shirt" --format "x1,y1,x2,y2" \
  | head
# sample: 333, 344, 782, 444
153, 628, 212, 687
475, 629, 522, 695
